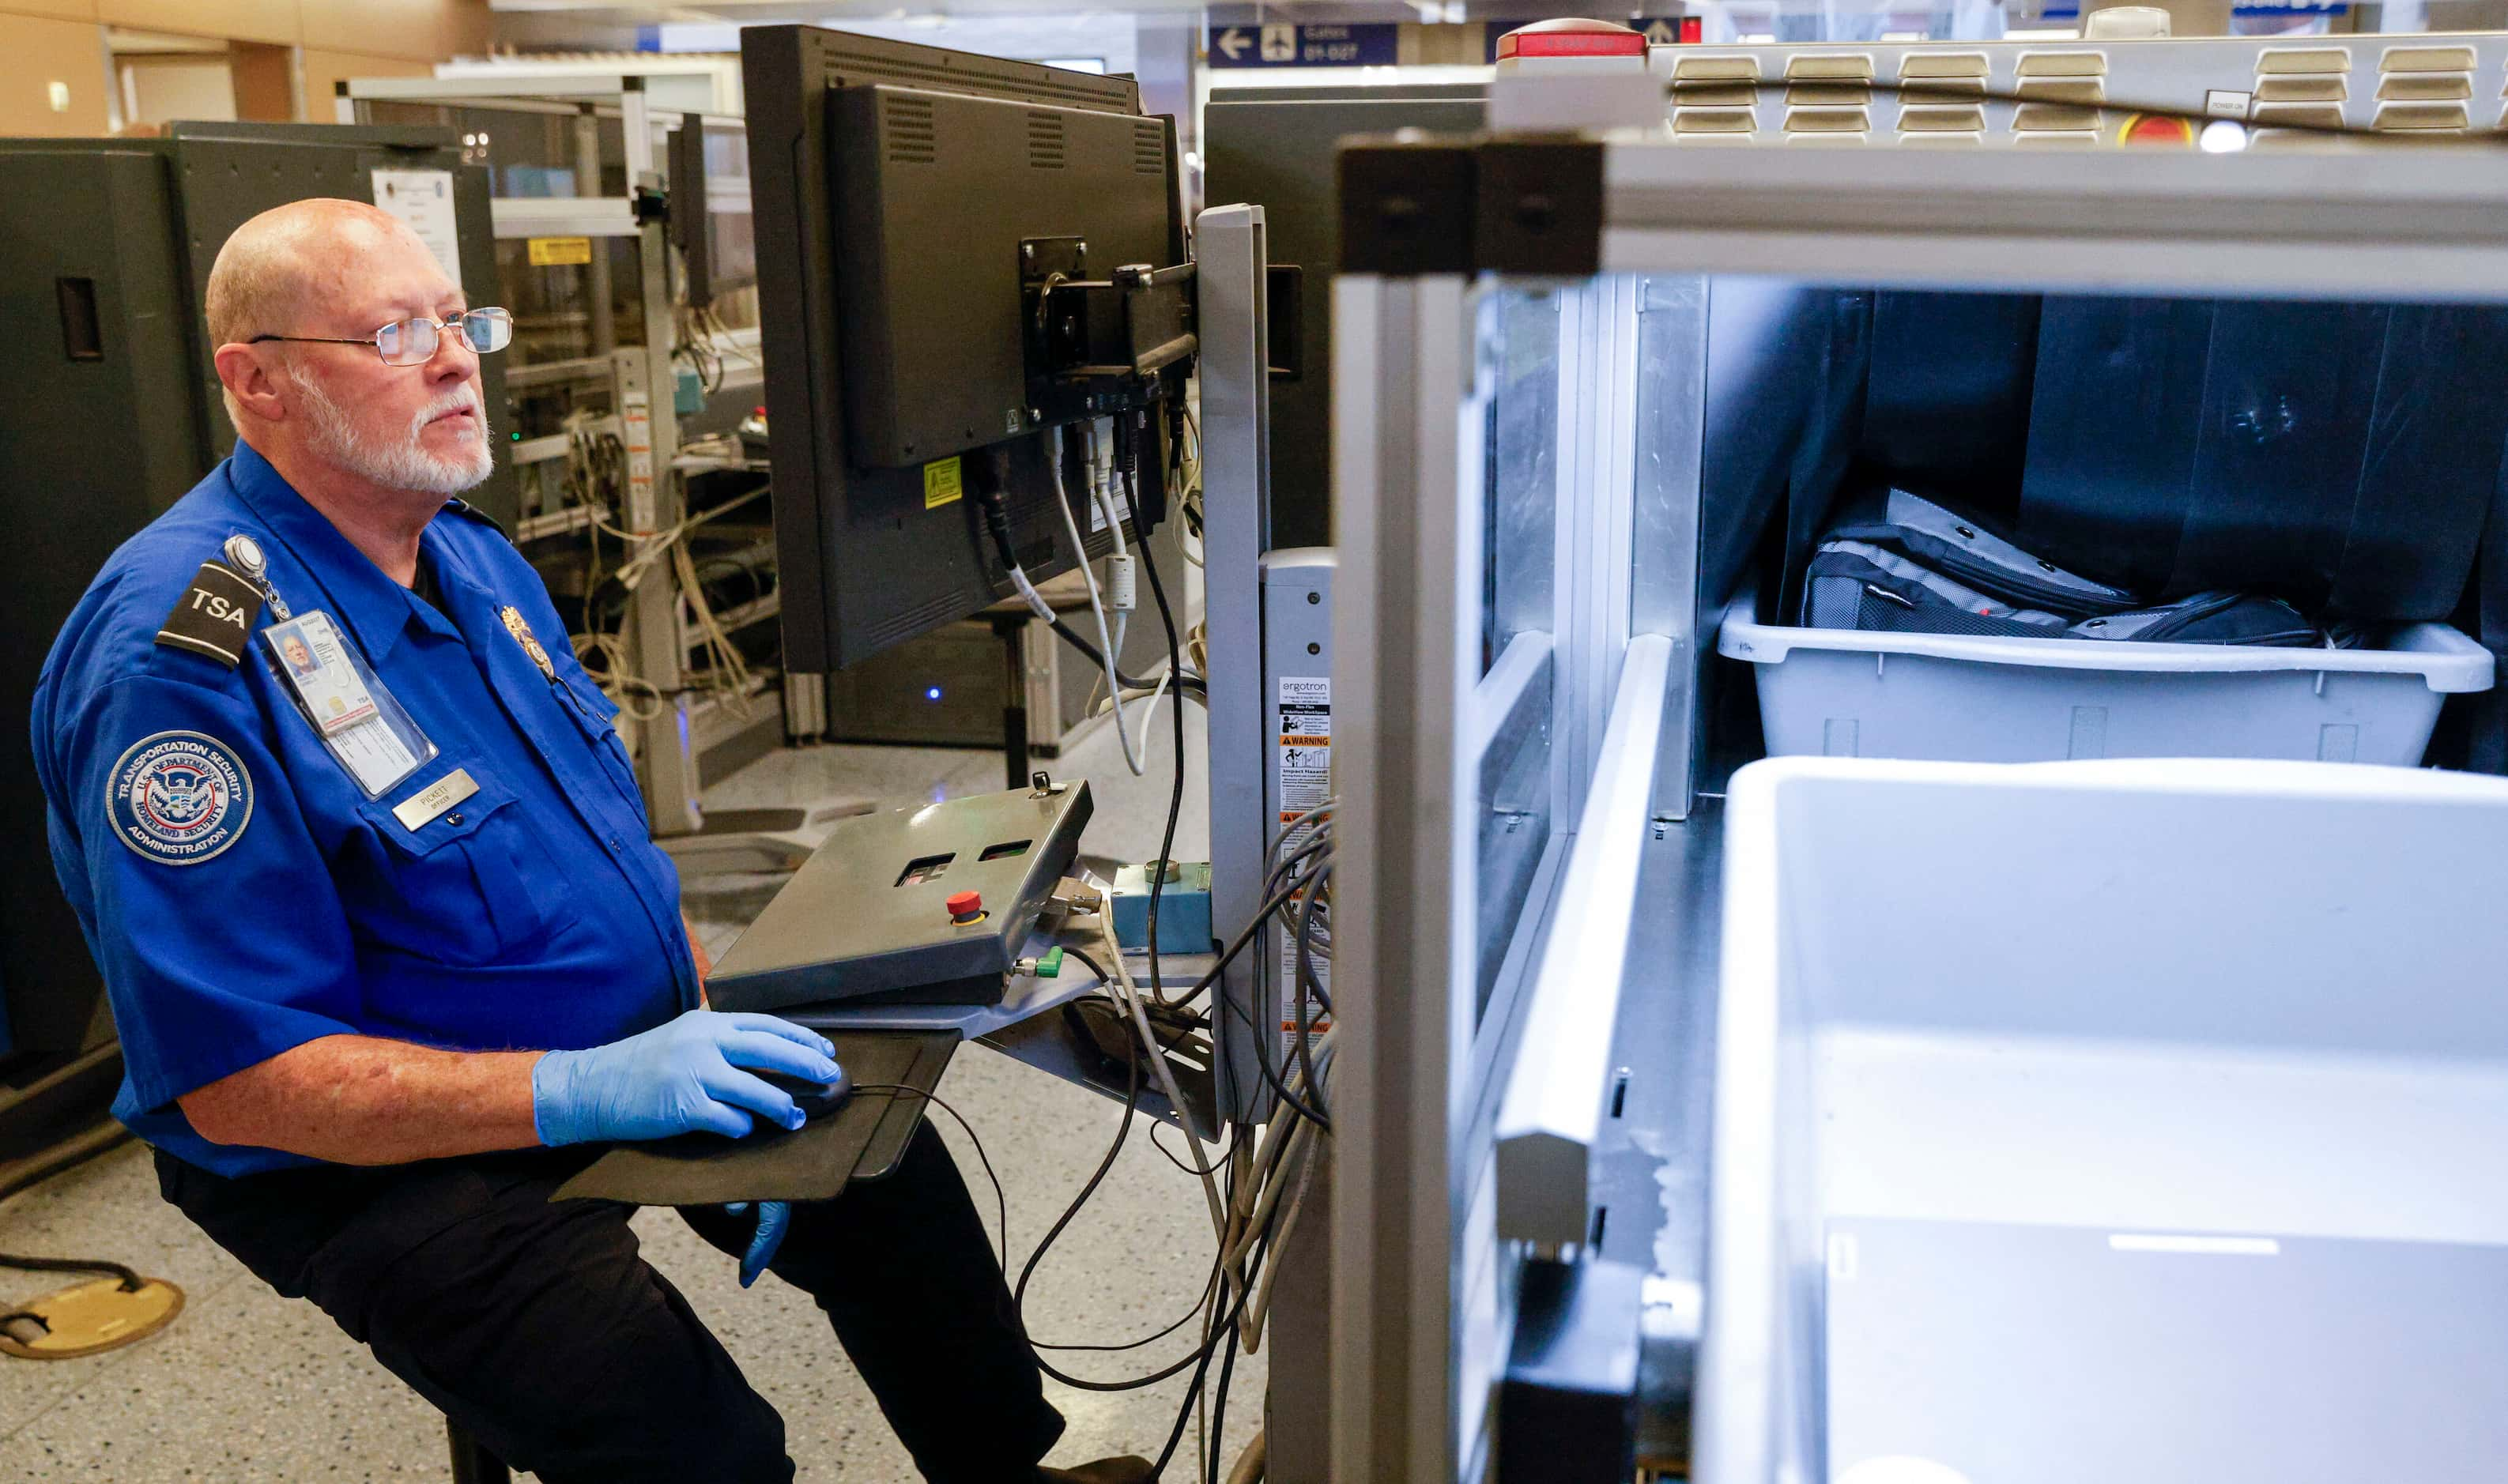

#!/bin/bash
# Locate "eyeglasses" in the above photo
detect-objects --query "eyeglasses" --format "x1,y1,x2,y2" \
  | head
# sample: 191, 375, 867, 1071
249, 308, 514, 367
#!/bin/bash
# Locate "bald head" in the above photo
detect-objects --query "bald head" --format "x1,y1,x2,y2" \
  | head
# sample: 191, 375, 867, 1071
206, 198, 490, 505
204, 198, 430, 351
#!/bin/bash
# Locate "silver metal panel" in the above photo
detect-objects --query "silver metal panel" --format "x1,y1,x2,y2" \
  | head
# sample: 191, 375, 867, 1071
1495, 634, 1673, 1247
1631, 275, 1710, 821
1260, 548, 1336, 1102
1196, 203, 1277, 1124
1330, 273, 1479, 1484
1556, 278, 1641, 820
1598, 143, 2508, 303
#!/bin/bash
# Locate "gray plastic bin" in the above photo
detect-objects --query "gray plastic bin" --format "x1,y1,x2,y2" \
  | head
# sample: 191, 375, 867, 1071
1717, 588, 2494, 766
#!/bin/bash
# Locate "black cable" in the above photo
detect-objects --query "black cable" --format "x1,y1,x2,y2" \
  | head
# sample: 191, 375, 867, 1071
1008, 1038, 1250, 1392
1148, 1230, 1269, 1481
1044, 617, 1208, 699
1216, 963, 1333, 1132
867, 1065, 1235, 1384
1118, 412, 1193, 1015
1149, 1117, 1234, 1181
1173, 868, 1322, 1014
850, 1085, 1009, 1275
1035, 1247, 1224, 1357
0, 1253, 143, 1292
1205, 1303, 1243, 1484
1294, 861, 1335, 1020
1062, 946, 1111, 984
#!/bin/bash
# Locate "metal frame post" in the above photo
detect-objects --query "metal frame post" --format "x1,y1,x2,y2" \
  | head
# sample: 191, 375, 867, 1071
1195, 203, 1276, 1122
617, 79, 703, 836
1329, 271, 1480, 1484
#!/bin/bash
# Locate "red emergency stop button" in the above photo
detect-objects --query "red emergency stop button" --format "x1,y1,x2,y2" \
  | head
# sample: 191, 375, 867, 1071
2120, 113, 2197, 147
1495, 17, 1648, 62
947, 890, 985, 925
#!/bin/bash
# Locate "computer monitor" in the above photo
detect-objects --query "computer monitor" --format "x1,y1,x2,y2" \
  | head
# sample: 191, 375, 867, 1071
741, 25, 1189, 672
668, 115, 757, 307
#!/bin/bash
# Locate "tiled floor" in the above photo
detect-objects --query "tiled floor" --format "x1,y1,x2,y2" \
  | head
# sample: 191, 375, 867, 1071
0, 703, 1265, 1482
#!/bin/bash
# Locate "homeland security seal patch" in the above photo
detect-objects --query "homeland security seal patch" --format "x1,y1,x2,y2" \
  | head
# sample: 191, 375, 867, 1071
107, 731, 254, 865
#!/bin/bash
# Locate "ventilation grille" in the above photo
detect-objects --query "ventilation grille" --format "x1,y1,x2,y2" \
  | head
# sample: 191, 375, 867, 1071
1673, 53, 1760, 137
1786, 52, 1871, 135
1896, 51, 1986, 137
884, 94, 936, 164
1028, 111, 1066, 169
2376, 43, 2474, 132
2249, 45, 2349, 137
1133, 119, 1167, 175
2013, 50, 2106, 135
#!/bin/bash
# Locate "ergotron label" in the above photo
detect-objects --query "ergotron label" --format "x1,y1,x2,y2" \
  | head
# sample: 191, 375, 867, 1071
1276, 676, 1331, 814
923, 457, 964, 510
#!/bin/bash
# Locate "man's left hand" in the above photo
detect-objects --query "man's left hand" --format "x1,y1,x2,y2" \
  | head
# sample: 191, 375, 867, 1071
724, 1200, 791, 1286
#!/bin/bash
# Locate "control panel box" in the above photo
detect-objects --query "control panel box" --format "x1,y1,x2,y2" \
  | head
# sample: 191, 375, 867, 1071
708, 778, 1092, 1011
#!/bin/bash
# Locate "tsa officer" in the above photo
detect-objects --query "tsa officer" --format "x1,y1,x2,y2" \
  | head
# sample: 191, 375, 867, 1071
32, 199, 1148, 1484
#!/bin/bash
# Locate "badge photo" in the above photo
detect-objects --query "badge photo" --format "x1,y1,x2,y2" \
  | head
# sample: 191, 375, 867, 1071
107, 730, 255, 865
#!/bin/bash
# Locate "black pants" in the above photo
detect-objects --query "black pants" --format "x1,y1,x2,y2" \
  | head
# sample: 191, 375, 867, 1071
156, 1124, 1065, 1483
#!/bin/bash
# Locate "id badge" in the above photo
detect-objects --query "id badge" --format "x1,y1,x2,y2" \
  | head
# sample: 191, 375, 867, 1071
262, 612, 437, 798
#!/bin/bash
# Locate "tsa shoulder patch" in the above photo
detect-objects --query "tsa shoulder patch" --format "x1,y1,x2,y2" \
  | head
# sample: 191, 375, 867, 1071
107, 730, 255, 865
155, 560, 264, 668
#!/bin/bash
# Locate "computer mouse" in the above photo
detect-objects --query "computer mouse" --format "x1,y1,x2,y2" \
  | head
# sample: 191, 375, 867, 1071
757, 1068, 852, 1121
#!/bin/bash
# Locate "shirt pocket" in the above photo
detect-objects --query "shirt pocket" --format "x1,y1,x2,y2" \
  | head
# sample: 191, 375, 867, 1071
349, 771, 557, 966
549, 672, 644, 813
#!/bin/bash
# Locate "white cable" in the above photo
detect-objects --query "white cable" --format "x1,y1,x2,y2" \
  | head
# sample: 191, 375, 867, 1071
1050, 448, 1163, 776
1097, 913, 1236, 1271
1009, 566, 1055, 623
1240, 1127, 1324, 1353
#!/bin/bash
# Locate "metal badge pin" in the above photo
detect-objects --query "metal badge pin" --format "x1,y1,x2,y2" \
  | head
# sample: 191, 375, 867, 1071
222, 533, 291, 620
500, 605, 558, 681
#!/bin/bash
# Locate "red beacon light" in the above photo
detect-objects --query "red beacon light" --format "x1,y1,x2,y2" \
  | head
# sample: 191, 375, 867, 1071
1494, 17, 1650, 76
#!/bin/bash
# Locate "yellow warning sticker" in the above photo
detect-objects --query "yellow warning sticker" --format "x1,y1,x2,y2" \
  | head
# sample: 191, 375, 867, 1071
923, 456, 964, 510
526, 235, 594, 266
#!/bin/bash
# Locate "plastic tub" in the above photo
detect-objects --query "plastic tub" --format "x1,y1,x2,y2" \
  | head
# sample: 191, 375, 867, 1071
1699, 757, 2508, 1484
1717, 587, 2494, 766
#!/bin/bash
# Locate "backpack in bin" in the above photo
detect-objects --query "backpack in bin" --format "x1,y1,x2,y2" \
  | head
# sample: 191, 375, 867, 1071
1801, 489, 2348, 647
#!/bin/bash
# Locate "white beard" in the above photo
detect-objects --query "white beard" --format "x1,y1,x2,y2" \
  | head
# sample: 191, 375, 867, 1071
296, 372, 493, 496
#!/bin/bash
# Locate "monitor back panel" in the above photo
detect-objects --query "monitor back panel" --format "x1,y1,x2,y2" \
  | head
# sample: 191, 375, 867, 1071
743, 25, 1177, 671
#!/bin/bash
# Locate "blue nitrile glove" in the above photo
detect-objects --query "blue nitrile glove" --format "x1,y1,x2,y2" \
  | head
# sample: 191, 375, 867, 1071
724, 1200, 793, 1287
530, 1009, 840, 1147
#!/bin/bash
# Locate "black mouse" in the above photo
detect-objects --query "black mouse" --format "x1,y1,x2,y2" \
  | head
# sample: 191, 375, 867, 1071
758, 1068, 853, 1121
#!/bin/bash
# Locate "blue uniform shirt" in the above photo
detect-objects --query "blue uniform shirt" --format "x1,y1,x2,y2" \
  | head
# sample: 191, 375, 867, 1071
33, 441, 700, 1176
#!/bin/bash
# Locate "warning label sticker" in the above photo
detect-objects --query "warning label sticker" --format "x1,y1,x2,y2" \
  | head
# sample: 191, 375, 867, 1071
1277, 675, 1331, 815
922, 456, 964, 510
1279, 1005, 1331, 1068
1277, 673, 1332, 1068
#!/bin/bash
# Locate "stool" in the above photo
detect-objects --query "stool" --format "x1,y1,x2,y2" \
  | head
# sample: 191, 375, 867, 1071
447, 1418, 511, 1483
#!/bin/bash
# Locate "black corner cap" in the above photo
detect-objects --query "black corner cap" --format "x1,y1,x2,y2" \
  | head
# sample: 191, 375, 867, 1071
1339, 137, 1477, 276
1477, 138, 1605, 277
1340, 135, 1606, 277
1497, 1256, 1643, 1484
